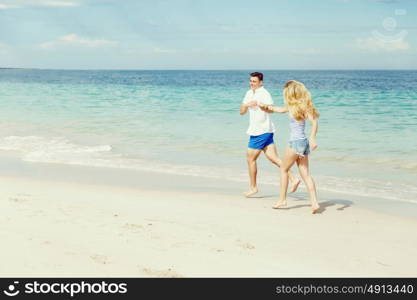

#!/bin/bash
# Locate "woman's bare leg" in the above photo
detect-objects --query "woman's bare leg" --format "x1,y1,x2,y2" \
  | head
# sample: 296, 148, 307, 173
296, 155, 319, 214
273, 147, 299, 209
263, 144, 301, 193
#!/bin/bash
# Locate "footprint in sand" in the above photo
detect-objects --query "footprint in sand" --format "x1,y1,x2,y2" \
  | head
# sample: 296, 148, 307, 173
29, 210, 46, 217
211, 248, 225, 253
90, 254, 109, 265
123, 223, 144, 233
376, 261, 390, 267
141, 267, 182, 278
9, 193, 37, 203
236, 240, 256, 250
9, 196, 30, 203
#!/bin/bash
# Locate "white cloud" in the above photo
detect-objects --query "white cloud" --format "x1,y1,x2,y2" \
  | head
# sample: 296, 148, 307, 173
337, 0, 400, 2
292, 48, 322, 55
41, 1, 79, 7
356, 37, 410, 51
0, 0, 79, 9
0, 3, 18, 9
0, 43, 10, 55
152, 47, 176, 54
369, 0, 399, 3
39, 34, 119, 50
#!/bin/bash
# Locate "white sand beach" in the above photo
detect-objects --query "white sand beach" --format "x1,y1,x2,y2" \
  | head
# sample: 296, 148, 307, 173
1, 0, 417, 281
1, 155, 416, 278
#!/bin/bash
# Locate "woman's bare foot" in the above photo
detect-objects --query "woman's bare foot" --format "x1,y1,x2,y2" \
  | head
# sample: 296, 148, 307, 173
272, 200, 287, 209
311, 203, 320, 214
244, 187, 258, 197
289, 178, 301, 194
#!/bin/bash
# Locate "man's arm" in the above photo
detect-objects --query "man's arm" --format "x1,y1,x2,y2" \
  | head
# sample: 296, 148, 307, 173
307, 112, 319, 150
258, 90, 276, 113
240, 101, 257, 115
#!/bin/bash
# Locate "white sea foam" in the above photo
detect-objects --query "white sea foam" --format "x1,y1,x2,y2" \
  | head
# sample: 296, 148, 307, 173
0, 135, 416, 205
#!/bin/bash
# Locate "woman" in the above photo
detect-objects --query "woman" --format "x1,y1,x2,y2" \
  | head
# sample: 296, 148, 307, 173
260, 80, 320, 214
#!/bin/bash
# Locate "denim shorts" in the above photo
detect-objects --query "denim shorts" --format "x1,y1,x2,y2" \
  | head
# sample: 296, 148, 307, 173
288, 138, 310, 157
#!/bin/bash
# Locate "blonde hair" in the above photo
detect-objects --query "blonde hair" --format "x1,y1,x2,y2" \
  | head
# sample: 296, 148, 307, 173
283, 80, 320, 121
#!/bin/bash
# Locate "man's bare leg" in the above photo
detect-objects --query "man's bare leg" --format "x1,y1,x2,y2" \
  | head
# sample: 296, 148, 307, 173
244, 148, 262, 197
263, 144, 301, 193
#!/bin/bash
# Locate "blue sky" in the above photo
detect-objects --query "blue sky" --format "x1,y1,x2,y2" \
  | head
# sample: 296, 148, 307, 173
0, 0, 416, 69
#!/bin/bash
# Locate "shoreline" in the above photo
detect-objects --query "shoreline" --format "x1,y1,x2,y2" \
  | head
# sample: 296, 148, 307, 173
0, 151, 416, 220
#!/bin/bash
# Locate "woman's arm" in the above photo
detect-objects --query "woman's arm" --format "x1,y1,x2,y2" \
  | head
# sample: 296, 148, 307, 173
307, 112, 319, 150
258, 103, 288, 113
271, 106, 288, 113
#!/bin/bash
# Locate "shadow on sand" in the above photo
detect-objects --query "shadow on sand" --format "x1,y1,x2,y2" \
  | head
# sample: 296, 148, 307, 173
273, 197, 354, 214
246, 191, 354, 214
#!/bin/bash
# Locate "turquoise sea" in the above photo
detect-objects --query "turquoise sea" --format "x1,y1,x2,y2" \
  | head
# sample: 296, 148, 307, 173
0, 69, 416, 205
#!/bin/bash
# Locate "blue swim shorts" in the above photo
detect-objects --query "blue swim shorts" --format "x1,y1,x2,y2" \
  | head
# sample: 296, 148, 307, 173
288, 138, 310, 157
248, 132, 274, 150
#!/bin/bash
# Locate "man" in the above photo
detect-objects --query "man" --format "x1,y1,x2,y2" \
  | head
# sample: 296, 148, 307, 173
240, 72, 300, 197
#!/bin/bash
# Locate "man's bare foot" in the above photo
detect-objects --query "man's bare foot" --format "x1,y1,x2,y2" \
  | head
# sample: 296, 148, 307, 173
289, 178, 301, 194
311, 203, 320, 214
272, 200, 287, 209
244, 187, 258, 197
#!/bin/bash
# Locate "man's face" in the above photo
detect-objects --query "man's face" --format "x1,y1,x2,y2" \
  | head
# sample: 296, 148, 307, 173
249, 76, 262, 90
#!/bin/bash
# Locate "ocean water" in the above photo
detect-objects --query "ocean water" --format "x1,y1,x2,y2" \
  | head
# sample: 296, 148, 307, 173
0, 69, 416, 204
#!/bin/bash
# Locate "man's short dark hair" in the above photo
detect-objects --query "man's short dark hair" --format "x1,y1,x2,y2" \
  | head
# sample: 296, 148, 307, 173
250, 72, 263, 81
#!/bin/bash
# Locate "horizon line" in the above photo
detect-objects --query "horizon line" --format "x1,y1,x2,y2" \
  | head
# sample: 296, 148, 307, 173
1, 67, 417, 71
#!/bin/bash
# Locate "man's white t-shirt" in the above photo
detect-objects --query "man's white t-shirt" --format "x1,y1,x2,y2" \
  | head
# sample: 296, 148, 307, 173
242, 86, 275, 136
